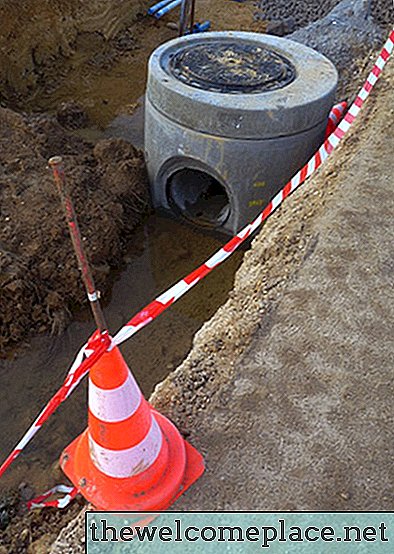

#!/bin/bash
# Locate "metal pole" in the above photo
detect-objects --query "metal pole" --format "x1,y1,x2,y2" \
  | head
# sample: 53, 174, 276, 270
179, 0, 192, 36
190, 0, 196, 31
48, 156, 108, 332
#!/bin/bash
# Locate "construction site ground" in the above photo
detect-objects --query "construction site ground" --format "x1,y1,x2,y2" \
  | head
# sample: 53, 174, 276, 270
50, 41, 394, 554
0, 0, 392, 552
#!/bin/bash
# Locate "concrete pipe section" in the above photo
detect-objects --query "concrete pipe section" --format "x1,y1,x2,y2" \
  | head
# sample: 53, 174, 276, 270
145, 32, 338, 234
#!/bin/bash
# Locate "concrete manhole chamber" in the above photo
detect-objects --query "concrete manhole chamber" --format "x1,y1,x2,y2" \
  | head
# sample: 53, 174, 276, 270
145, 32, 338, 234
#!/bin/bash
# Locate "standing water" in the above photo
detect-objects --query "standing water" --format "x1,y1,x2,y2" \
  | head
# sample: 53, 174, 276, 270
0, 14, 247, 496
0, 215, 245, 494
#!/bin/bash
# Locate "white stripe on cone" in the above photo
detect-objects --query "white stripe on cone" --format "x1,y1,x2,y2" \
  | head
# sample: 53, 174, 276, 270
88, 416, 163, 478
89, 373, 142, 423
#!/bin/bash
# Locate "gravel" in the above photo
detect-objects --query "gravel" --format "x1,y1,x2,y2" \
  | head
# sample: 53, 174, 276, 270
288, 0, 385, 100
257, 0, 393, 31
257, 0, 344, 31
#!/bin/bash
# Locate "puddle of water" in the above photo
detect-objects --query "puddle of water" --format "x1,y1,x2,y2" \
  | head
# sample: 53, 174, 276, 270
0, 214, 245, 494
0, 11, 249, 497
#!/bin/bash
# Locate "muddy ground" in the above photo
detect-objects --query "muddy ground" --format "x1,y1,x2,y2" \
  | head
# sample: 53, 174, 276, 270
0, 111, 151, 351
0, 0, 392, 552
51, 30, 394, 552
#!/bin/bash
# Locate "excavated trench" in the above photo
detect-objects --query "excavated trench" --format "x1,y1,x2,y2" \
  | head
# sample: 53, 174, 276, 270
0, 0, 391, 551
0, 1, 248, 500
0, 0, 266, 511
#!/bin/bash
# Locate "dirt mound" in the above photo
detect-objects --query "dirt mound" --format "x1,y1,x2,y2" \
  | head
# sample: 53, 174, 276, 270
0, 0, 148, 102
289, 0, 385, 100
0, 108, 151, 352
258, 0, 393, 32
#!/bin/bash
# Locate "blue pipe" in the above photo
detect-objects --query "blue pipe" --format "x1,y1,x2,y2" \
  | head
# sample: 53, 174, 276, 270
192, 20, 211, 33
148, 0, 174, 16
155, 0, 182, 19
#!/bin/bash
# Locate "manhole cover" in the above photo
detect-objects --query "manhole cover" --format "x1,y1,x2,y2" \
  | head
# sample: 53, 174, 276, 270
169, 41, 296, 94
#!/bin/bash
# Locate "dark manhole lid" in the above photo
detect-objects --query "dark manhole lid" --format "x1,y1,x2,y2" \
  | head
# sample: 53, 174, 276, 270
168, 41, 296, 94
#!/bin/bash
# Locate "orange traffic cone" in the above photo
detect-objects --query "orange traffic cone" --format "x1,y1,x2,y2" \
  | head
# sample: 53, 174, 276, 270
60, 339, 204, 511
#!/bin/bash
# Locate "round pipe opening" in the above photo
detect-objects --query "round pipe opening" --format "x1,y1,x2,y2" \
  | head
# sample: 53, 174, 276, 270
167, 168, 231, 228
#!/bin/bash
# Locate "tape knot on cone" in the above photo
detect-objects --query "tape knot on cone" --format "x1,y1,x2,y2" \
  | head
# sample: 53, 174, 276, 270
61, 341, 204, 510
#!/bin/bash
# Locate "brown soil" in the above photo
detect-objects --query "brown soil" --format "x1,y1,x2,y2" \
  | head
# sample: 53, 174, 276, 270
50, 50, 394, 553
0, 0, 391, 552
0, 108, 151, 351
0, 0, 149, 102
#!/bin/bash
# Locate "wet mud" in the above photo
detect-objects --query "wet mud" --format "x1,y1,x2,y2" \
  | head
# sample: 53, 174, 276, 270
0, 108, 151, 351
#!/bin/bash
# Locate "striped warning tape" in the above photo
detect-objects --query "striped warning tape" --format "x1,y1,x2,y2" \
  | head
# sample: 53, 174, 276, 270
325, 100, 347, 138
111, 29, 394, 347
26, 484, 79, 510
0, 29, 393, 509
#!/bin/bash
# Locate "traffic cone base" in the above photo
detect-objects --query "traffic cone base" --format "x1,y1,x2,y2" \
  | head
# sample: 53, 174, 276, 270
61, 409, 204, 511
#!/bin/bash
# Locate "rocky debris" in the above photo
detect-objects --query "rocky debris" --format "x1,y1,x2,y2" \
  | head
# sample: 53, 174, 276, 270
56, 101, 89, 130
166, 21, 179, 31
288, 0, 384, 99
258, 0, 392, 33
0, 491, 19, 532
257, 0, 342, 32
50, 510, 86, 554
266, 16, 296, 36
369, 0, 394, 28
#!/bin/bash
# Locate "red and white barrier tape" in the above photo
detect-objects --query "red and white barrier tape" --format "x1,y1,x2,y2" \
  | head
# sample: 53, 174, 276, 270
26, 484, 79, 510
325, 100, 347, 138
1, 29, 393, 509
112, 30, 394, 347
